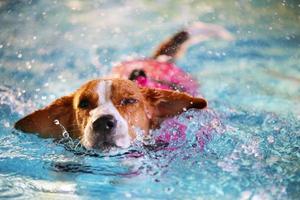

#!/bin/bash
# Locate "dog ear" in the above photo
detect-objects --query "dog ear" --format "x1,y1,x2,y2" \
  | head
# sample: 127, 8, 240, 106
14, 95, 74, 138
141, 87, 207, 125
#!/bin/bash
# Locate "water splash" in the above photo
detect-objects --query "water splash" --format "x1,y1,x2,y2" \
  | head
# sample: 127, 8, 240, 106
51, 108, 224, 166
54, 119, 83, 152
0, 85, 36, 116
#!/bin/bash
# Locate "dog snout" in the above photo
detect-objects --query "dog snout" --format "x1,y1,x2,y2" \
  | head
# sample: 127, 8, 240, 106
92, 114, 117, 134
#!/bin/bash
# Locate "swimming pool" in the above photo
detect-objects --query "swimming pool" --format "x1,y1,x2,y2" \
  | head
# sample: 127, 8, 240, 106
0, 0, 299, 199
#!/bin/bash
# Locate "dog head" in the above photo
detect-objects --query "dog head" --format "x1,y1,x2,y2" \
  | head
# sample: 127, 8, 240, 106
15, 78, 207, 150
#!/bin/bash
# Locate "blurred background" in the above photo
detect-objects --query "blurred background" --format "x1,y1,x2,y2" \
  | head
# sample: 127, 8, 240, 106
0, 0, 299, 199
0, 0, 299, 115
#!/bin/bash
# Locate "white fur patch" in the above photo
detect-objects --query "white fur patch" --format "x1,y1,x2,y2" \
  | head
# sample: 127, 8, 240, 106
82, 80, 131, 149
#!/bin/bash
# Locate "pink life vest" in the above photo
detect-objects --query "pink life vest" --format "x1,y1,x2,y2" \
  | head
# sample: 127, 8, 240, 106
112, 59, 199, 96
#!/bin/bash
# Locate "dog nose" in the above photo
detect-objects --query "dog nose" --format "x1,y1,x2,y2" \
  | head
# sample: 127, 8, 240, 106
93, 114, 117, 134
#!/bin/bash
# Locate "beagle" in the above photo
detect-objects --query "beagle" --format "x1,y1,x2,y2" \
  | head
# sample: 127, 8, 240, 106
15, 22, 232, 150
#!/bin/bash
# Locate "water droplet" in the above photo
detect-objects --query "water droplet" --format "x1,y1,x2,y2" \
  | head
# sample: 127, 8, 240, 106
26, 61, 32, 69
124, 192, 132, 198
267, 135, 274, 143
63, 131, 69, 138
4, 121, 10, 128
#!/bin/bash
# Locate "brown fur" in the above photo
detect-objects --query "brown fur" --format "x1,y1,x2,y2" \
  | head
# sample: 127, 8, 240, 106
152, 31, 189, 60
14, 95, 75, 138
15, 79, 207, 141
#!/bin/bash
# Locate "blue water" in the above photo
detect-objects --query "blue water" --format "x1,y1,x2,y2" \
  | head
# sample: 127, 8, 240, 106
0, 0, 300, 199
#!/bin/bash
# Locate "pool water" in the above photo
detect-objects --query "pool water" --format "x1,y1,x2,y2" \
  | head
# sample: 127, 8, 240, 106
0, 0, 300, 199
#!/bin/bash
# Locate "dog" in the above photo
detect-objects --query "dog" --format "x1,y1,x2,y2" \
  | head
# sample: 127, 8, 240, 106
14, 22, 232, 150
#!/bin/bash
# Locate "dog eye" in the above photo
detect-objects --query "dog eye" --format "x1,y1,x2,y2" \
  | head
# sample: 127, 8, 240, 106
78, 99, 90, 109
120, 98, 138, 106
